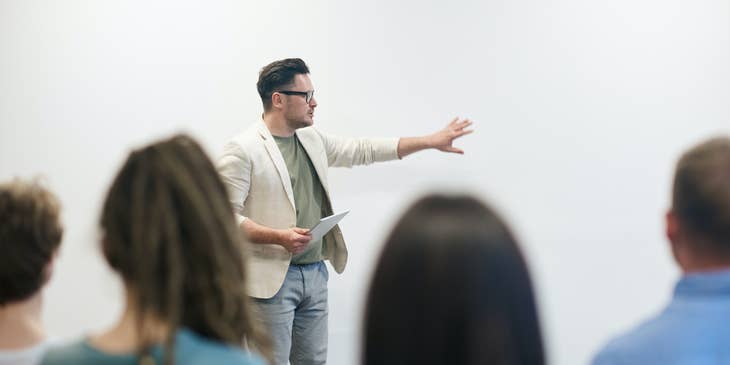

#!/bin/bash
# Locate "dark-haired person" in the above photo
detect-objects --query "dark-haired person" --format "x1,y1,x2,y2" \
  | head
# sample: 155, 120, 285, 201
592, 136, 730, 365
363, 194, 545, 365
0, 179, 63, 365
216, 58, 473, 364
42, 135, 267, 365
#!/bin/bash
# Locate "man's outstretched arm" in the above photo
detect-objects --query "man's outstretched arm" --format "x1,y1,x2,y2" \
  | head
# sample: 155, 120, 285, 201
397, 117, 473, 158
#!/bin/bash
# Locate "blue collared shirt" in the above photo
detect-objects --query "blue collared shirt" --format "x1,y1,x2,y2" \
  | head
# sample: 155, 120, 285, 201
592, 269, 730, 365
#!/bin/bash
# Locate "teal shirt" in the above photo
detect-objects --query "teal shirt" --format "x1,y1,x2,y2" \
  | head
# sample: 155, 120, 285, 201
273, 134, 327, 264
41, 329, 265, 365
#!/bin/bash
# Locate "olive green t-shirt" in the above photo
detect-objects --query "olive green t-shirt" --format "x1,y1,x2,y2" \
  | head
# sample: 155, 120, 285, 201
273, 134, 326, 264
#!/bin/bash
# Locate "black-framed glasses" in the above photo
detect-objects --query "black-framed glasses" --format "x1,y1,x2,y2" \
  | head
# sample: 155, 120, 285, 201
277, 90, 315, 103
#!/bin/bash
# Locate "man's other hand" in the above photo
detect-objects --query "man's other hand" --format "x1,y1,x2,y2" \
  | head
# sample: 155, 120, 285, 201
279, 227, 312, 254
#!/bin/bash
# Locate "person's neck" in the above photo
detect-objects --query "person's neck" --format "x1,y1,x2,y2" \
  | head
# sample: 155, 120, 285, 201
89, 295, 171, 354
679, 251, 730, 274
263, 113, 296, 137
682, 262, 730, 274
0, 292, 46, 350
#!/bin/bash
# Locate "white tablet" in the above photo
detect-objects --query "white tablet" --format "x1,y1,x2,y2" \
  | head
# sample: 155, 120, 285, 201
308, 210, 350, 241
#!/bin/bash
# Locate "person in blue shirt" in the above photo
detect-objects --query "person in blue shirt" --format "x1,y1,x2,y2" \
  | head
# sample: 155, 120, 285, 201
592, 136, 730, 365
42, 135, 269, 365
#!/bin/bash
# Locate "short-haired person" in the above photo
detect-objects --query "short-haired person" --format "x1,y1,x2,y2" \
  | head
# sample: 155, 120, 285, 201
0, 179, 63, 365
592, 136, 730, 365
42, 135, 268, 365
217, 58, 474, 364
363, 194, 545, 365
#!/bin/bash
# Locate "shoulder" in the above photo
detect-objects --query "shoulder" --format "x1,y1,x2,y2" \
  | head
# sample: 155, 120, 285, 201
40, 340, 95, 365
220, 125, 263, 162
175, 331, 265, 365
182, 349, 264, 365
295, 126, 321, 138
226, 124, 264, 147
591, 310, 685, 365
295, 127, 327, 148
0, 340, 50, 365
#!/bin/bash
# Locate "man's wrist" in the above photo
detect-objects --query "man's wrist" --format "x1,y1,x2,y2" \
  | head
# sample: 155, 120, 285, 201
274, 228, 287, 245
423, 134, 437, 149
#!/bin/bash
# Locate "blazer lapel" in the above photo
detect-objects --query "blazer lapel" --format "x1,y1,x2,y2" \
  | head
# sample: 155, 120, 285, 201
257, 122, 296, 211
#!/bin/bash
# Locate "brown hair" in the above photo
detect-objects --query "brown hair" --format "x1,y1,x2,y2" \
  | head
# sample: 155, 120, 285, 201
0, 178, 63, 306
363, 194, 544, 365
100, 134, 269, 364
256, 58, 310, 112
672, 136, 730, 254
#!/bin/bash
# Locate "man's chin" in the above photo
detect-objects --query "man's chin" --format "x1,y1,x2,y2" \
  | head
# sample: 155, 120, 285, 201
289, 119, 313, 130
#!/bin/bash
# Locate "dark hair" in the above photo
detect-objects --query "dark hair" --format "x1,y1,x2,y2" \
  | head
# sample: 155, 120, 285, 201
256, 58, 310, 112
100, 134, 269, 364
0, 179, 63, 306
363, 194, 544, 365
672, 136, 730, 254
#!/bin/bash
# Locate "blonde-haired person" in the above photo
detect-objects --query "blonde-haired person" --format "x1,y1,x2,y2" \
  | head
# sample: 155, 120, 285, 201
42, 135, 269, 365
0, 179, 63, 365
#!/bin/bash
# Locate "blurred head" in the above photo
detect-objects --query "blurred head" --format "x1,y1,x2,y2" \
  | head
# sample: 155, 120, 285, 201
667, 136, 730, 271
0, 178, 63, 306
363, 194, 544, 365
100, 134, 267, 361
257, 58, 316, 129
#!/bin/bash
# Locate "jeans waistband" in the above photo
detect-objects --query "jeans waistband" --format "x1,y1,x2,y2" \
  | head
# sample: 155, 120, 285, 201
290, 261, 323, 268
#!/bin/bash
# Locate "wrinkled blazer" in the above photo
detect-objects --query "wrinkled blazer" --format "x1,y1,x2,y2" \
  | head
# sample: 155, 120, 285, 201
217, 121, 399, 298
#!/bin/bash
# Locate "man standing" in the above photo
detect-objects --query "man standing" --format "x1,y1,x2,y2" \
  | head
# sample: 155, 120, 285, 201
592, 136, 730, 365
217, 58, 472, 365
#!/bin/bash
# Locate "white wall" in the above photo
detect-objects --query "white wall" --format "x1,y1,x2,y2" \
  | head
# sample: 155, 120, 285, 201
1, 1, 729, 364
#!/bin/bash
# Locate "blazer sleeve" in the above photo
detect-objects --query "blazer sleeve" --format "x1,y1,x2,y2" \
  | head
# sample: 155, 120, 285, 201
216, 141, 251, 226
316, 129, 400, 167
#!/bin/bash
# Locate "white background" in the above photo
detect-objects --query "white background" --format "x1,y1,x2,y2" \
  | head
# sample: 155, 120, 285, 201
1, 1, 729, 364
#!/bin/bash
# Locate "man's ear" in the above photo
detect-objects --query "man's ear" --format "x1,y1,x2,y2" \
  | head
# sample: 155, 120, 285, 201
42, 249, 60, 285
666, 209, 687, 269
666, 210, 680, 245
271, 92, 284, 109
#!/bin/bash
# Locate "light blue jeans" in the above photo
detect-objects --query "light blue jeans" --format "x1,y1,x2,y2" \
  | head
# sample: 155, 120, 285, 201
254, 261, 329, 365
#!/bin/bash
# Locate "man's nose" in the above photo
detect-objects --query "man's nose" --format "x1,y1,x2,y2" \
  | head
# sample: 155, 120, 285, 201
309, 97, 317, 108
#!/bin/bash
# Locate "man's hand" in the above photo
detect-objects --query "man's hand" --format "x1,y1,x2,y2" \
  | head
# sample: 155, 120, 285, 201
428, 117, 473, 154
240, 219, 312, 254
278, 227, 312, 254
397, 117, 474, 158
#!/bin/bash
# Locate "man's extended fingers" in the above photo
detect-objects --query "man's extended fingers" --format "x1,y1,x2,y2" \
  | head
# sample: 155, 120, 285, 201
456, 129, 474, 138
445, 147, 464, 154
449, 117, 459, 126
454, 119, 472, 130
448, 120, 472, 135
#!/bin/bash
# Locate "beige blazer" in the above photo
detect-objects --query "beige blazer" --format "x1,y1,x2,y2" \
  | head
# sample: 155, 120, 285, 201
217, 121, 399, 298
